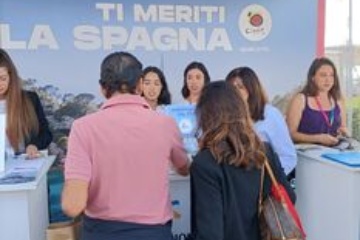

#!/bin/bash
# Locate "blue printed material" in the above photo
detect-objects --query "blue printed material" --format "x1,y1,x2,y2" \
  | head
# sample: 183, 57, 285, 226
0, 171, 37, 184
0, 157, 44, 184
163, 104, 198, 155
322, 152, 360, 167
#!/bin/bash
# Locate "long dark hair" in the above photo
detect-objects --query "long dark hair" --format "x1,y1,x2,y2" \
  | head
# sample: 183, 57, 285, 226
301, 57, 342, 100
142, 66, 171, 105
226, 67, 268, 122
196, 81, 265, 167
0, 48, 38, 151
181, 61, 210, 98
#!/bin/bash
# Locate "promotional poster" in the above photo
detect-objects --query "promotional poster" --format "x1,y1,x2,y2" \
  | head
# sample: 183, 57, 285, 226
0, 1, 322, 234
0, 0, 322, 150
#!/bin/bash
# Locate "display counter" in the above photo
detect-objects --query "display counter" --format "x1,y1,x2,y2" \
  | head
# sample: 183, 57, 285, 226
0, 155, 56, 240
169, 173, 191, 239
296, 145, 360, 240
0, 156, 190, 240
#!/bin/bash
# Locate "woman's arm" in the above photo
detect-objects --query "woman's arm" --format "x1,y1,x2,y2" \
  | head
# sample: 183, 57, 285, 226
26, 91, 53, 149
265, 105, 297, 175
338, 98, 348, 136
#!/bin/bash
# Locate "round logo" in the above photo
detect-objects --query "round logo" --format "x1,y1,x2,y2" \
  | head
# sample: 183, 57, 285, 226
238, 4, 272, 41
179, 119, 193, 135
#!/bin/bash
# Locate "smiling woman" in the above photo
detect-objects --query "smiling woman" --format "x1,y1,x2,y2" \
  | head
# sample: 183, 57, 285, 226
141, 66, 171, 110
181, 61, 210, 105
286, 57, 347, 147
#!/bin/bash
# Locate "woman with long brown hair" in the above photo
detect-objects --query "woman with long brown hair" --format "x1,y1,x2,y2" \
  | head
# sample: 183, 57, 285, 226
225, 67, 297, 176
0, 48, 52, 158
286, 57, 347, 146
190, 81, 295, 240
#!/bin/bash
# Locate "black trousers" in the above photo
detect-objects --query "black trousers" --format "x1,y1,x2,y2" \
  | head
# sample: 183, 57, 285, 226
81, 215, 173, 240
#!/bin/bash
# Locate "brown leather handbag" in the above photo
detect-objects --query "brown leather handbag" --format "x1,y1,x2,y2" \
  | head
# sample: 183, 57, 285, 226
258, 158, 306, 240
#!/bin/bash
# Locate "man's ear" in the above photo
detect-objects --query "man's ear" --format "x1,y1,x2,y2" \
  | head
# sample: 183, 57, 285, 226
100, 86, 108, 99
135, 77, 143, 95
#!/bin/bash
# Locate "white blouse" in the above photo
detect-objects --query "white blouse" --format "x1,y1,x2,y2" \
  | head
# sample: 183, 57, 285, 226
0, 100, 18, 158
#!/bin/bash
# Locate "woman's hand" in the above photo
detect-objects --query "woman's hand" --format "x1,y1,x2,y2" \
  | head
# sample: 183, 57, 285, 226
337, 126, 349, 137
316, 134, 339, 146
25, 144, 41, 159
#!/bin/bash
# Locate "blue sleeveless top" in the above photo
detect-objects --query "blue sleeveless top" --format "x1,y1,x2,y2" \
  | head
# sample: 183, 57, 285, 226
298, 96, 341, 136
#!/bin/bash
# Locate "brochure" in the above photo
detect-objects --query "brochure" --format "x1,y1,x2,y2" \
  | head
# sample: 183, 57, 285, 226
0, 171, 37, 184
163, 104, 198, 155
0, 157, 44, 184
321, 152, 360, 167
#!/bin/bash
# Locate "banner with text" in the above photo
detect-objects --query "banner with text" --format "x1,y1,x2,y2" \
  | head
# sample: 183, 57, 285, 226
0, 0, 322, 161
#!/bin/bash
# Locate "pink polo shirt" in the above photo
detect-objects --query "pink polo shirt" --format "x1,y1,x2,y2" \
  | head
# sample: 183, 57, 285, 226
64, 94, 188, 224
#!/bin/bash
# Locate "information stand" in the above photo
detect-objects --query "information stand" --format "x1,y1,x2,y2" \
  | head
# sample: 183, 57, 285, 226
296, 145, 360, 240
0, 155, 56, 240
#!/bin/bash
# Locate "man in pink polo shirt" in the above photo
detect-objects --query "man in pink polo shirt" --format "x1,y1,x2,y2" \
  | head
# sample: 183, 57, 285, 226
61, 52, 189, 240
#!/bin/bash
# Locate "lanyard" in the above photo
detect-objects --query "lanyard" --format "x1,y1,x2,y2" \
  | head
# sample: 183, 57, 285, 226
314, 96, 335, 129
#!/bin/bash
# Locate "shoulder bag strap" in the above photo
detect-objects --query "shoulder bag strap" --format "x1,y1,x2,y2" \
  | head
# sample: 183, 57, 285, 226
258, 164, 265, 215
264, 157, 281, 192
258, 156, 282, 213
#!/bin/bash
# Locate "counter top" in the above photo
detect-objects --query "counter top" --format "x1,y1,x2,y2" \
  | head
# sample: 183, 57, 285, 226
296, 144, 360, 172
0, 155, 56, 191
